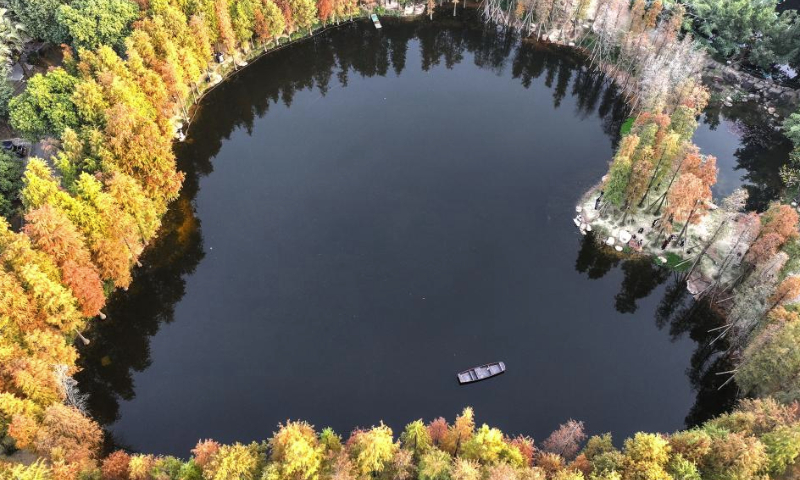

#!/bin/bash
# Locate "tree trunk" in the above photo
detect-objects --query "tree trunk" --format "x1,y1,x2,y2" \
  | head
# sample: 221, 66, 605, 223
686, 219, 727, 278
674, 199, 700, 246
650, 156, 685, 214
639, 150, 669, 207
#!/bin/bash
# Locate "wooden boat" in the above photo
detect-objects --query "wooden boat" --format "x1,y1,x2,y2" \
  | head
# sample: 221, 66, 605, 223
457, 362, 506, 384
371, 13, 382, 29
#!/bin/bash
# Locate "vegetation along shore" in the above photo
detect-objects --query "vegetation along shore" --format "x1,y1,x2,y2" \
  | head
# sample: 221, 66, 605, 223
0, 0, 800, 479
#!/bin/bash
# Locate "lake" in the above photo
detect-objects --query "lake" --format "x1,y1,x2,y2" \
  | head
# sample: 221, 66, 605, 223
77, 15, 779, 455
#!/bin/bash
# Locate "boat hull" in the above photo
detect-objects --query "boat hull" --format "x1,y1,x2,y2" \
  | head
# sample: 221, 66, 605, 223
457, 361, 506, 384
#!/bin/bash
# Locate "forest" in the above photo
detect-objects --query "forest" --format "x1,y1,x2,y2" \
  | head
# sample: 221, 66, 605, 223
0, 0, 799, 479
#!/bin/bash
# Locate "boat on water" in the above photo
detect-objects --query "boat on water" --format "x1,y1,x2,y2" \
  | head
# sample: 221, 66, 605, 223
457, 362, 506, 384
371, 13, 382, 28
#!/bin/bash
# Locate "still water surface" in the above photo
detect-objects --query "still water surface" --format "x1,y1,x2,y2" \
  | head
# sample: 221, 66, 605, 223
77, 17, 783, 455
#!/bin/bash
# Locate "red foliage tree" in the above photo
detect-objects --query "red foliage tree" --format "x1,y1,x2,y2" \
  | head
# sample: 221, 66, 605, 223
509, 435, 535, 467
317, 0, 333, 22
102, 451, 132, 480
542, 419, 586, 460
192, 439, 221, 468
761, 204, 799, 241
426, 418, 449, 447
61, 260, 105, 317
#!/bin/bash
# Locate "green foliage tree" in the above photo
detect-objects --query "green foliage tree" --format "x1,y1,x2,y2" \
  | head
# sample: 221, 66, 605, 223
418, 449, 452, 480
400, 420, 432, 458
666, 455, 701, 480
287, 0, 316, 33
254, 0, 285, 44
0, 7, 28, 67
461, 424, 523, 467
760, 425, 800, 476
0, 151, 23, 218
785, 112, 800, 147
685, 0, 799, 68
56, 0, 140, 51
8, 68, 79, 140
5, 0, 69, 44
701, 431, 768, 480
230, 0, 257, 44
783, 111, 800, 184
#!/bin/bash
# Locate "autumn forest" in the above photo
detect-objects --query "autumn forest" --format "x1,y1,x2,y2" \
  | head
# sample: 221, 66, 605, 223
1, 0, 800, 480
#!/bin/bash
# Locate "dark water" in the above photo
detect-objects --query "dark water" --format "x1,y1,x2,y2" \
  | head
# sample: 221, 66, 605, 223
696, 103, 794, 211
77, 16, 769, 456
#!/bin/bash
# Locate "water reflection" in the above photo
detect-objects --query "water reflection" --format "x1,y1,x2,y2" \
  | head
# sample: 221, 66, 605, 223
75, 194, 205, 447
696, 103, 793, 211
75, 13, 757, 449
76, 14, 630, 446
573, 234, 737, 426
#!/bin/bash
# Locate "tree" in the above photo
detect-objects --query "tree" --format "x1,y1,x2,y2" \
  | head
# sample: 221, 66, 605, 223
0, 7, 28, 71
128, 454, 156, 480
785, 111, 800, 147
267, 421, 323, 480
254, 0, 285, 44
230, 0, 257, 45
701, 431, 768, 480
23, 205, 105, 317
5, 0, 68, 44
427, 417, 449, 447
581, 434, 615, 462
418, 449, 452, 480
215, 0, 237, 53
316, 0, 333, 24
442, 407, 475, 455
192, 439, 221, 468
685, 0, 796, 68
33, 404, 102, 466
745, 203, 799, 267
736, 319, 800, 403
666, 455, 701, 480
542, 420, 586, 460
0, 150, 23, 218
621, 433, 671, 480
102, 451, 132, 480
205, 443, 263, 480
768, 276, 800, 312
103, 99, 184, 202
56, 0, 140, 51
8, 68, 80, 140
783, 111, 800, 185
400, 420, 432, 458
0, 66, 12, 118
461, 424, 524, 467
761, 203, 799, 241
603, 134, 640, 208
509, 436, 535, 467
287, 0, 316, 33
451, 459, 480, 480
668, 430, 711, 466
346, 424, 397, 477
761, 425, 800, 476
